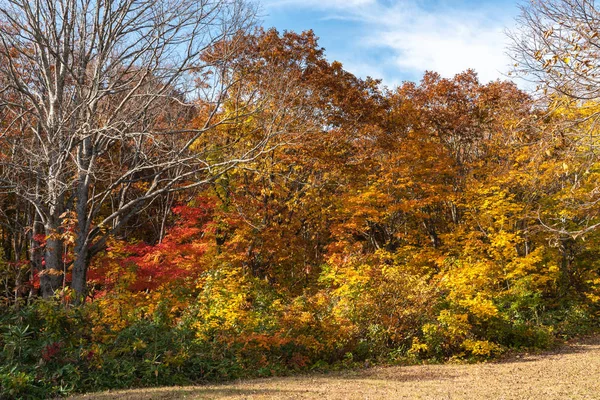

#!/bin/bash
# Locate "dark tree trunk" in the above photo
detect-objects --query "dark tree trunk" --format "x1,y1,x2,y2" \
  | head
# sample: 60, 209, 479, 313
423, 219, 442, 248
71, 242, 88, 304
40, 219, 64, 298
72, 136, 92, 303
72, 192, 90, 303
29, 212, 44, 299
558, 236, 576, 297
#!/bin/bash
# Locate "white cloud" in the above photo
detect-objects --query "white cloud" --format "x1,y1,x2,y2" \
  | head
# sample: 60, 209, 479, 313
374, 11, 512, 82
263, 0, 518, 85
264, 0, 376, 8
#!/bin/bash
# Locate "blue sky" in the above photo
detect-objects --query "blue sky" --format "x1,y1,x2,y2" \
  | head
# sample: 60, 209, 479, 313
260, 0, 521, 88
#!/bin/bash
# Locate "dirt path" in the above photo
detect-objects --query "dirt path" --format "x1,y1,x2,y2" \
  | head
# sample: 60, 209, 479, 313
72, 337, 600, 400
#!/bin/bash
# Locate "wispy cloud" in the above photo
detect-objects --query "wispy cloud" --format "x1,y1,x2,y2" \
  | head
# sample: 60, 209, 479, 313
265, 0, 376, 8
263, 0, 518, 85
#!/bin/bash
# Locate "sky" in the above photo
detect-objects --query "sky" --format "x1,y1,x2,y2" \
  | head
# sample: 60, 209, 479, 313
260, 0, 522, 88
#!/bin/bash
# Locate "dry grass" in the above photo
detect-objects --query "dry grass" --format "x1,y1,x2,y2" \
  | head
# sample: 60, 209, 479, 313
71, 337, 600, 400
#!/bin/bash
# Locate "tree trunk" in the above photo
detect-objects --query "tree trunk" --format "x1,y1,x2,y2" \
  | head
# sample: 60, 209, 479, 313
29, 212, 43, 299
71, 242, 88, 304
558, 236, 575, 297
40, 219, 64, 298
72, 194, 90, 303
72, 136, 92, 303
423, 219, 441, 248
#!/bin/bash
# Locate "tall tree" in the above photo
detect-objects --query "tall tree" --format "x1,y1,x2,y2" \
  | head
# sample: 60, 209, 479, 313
0, 0, 261, 301
510, 0, 600, 247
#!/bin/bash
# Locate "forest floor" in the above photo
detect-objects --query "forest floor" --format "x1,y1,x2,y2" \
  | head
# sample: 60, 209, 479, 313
71, 336, 600, 400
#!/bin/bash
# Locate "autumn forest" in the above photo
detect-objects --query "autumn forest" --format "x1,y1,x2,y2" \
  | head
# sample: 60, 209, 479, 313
1, 0, 600, 398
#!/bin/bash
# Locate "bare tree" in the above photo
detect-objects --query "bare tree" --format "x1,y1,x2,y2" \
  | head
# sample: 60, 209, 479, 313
509, 0, 600, 100
0, 0, 270, 301
509, 0, 600, 281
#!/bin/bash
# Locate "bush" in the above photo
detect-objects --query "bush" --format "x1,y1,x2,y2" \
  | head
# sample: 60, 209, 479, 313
1, 268, 598, 399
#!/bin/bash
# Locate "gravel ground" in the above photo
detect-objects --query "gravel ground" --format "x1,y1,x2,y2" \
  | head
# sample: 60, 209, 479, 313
71, 336, 600, 400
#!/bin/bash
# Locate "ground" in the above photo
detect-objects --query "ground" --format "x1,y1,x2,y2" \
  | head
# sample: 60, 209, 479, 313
71, 337, 600, 400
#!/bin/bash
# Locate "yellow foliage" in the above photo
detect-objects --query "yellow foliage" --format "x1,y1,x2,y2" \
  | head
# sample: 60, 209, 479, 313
462, 339, 503, 358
